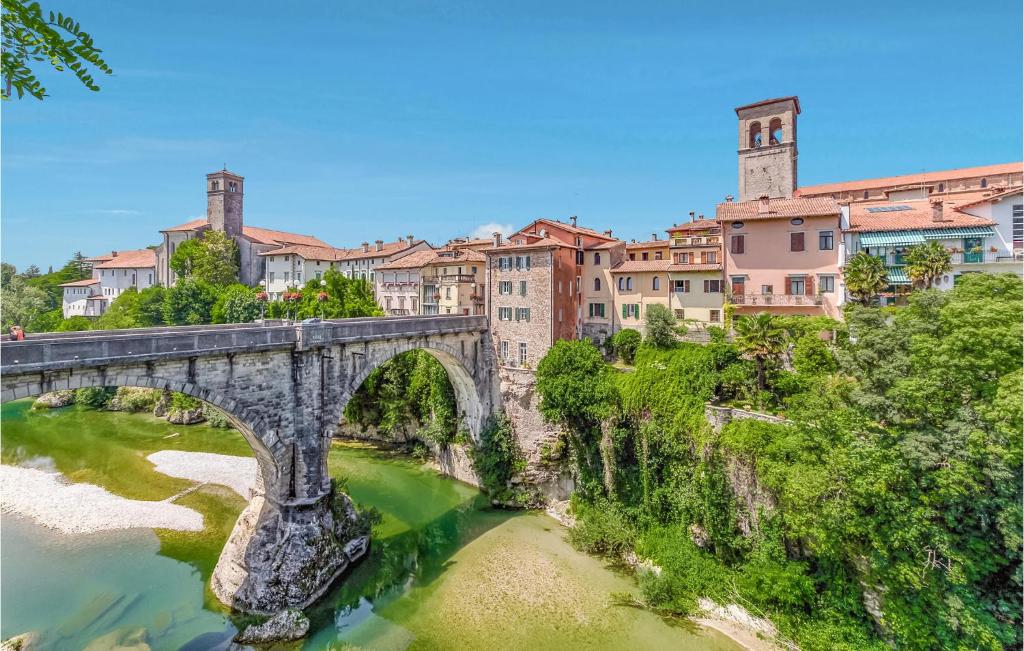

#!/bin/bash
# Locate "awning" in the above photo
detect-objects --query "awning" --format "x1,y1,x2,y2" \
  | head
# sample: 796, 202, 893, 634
858, 231, 925, 247
920, 227, 995, 239
886, 267, 910, 285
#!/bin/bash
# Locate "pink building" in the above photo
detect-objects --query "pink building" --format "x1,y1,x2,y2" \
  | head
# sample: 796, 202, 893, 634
719, 97, 843, 317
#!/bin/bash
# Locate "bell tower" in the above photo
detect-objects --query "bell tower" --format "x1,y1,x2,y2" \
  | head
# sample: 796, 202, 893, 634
735, 97, 799, 202
207, 169, 244, 237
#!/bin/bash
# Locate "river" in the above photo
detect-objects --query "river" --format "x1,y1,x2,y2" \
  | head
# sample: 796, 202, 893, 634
0, 400, 740, 650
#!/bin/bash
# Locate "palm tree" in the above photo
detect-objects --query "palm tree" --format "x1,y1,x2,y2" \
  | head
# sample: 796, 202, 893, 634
905, 241, 952, 289
733, 313, 787, 391
843, 251, 888, 306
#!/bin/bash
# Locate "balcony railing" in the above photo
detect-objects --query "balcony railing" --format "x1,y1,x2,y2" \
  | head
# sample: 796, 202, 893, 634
950, 251, 1001, 264
729, 293, 824, 307
440, 273, 476, 283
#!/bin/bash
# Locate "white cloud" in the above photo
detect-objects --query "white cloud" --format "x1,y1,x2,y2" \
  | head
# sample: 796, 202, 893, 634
469, 222, 515, 240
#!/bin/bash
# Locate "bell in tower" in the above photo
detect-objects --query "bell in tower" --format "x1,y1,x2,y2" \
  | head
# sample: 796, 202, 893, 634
734, 97, 800, 202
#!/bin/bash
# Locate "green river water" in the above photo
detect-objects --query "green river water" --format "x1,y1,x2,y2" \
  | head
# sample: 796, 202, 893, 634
0, 400, 739, 650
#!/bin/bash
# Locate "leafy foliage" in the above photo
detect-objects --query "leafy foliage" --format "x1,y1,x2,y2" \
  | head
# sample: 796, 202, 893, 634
163, 279, 218, 325
643, 304, 677, 348
169, 231, 240, 286
843, 251, 888, 306
733, 313, 786, 390
610, 328, 641, 363
468, 414, 526, 500
1, 0, 113, 100
904, 240, 952, 289
212, 284, 261, 324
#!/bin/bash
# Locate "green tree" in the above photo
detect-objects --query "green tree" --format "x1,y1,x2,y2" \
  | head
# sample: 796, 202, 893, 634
20, 263, 40, 278
644, 304, 677, 348
0, 275, 48, 330
56, 315, 91, 331
1, 0, 113, 100
611, 328, 642, 364
135, 285, 167, 327
1, 262, 15, 287
904, 240, 952, 289
163, 279, 217, 325
843, 251, 888, 306
169, 232, 239, 286
94, 287, 141, 329
733, 313, 786, 390
212, 284, 260, 323
536, 339, 617, 428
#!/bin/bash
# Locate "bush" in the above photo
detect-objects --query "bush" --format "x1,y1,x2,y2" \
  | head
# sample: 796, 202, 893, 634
212, 284, 261, 324
170, 392, 203, 411
108, 387, 160, 412
567, 496, 635, 556
74, 386, 116, 409
202, 404, 233, 428
791, 334, 838, 376
644, 304, 677, 348
469, 414, 525, 497
57, 316, 92, 331
611, 329, 642, 364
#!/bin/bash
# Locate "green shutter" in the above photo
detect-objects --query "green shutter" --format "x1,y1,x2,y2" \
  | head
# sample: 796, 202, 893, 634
622, 303, 627, 318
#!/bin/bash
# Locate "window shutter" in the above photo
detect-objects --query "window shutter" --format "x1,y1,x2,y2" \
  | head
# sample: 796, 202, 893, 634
622, 303, 627, 318
785, 278, 792, 295
701, 251, 708, 264
791, 232, 805, 252
731, 235, 744, 254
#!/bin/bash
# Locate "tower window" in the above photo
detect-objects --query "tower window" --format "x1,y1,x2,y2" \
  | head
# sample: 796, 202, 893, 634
769, 118, 782, 145
212, 181, 219, 191
748, 122, 762, 148
980, 178, 988, 189
229, 181, 237, 192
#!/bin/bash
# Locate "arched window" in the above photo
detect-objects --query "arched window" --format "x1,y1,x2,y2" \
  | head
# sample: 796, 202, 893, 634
749, 122, 762, 148
980, 178, 988, 189
938, 183, 945, 193
212, 181, 219, 191
618, 277, 624, 291
863, 190, 869, 199
626, 277, 633, 291
594, 252, 601, 264
769, 118, 783, 145
652, 276, 660, 290
594, 277, 601, 291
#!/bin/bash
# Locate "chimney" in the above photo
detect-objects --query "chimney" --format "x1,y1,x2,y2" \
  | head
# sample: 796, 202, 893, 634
931, 200, 945, 222
406, 235, 414, 246
492, 232, 502, 247
689, 211, 695, 220
375, 239, 384, 251
651, 233, 658, 241
111, 250, 118, 257
361, 242, 369, 253
725, 195, 734, 203
603, 229, 613, 237
570, 215, 577, 227
757, 196, 771, 214
698, 213, 704, 220
540, 228, 548, 238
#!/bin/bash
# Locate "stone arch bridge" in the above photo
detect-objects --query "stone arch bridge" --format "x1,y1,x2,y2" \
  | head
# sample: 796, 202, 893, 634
0, 315, 497, 614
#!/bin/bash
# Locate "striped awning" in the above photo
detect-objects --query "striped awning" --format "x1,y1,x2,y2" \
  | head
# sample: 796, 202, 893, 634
920, 227, 995, 239
886, 267, 910, 285
858, 231, 925, 247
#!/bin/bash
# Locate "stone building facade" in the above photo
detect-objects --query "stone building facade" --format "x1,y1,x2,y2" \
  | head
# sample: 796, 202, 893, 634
736, 96, 800, 202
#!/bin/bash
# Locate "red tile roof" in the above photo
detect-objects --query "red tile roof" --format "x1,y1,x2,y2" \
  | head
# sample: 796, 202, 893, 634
667, 219, 719, 233
716, 196, 841, 221
611, 260, 722, 273
160, 218, 330, 247
953, 186, 1023, 212
483, 236, 573, 252
339, 239, 427, 261
59, 278, 100, 287
520, 218, 616, 241
257, 244, 345, 260
587, 240, 625, 250
846, 201, 996, 233
626, 240, 670, 250
797, 162, 1023, 196
376, 249, 442, 270
82, 253, 115, 263
735, 96, 801, 114
95, 249, 157, 269
435, 249, 486, 262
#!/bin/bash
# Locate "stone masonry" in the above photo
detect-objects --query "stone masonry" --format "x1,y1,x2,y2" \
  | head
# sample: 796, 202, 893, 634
0, 316, 498, 615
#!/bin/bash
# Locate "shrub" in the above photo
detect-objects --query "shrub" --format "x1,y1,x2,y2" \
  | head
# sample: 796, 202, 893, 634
469, 414, 525, 497
57, 316, 92, 331
74, 386, 116, 409
567, 496, 635, 556
611, 329, 642, 364
791, 334, 838, 376
170, 392, 203, 411
108, 387, 160, 412
644, 304, 677, 348
202, 404, 233, 428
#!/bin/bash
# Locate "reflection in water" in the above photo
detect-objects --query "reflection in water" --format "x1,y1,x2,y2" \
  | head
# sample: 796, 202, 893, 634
0, 405, 738, 650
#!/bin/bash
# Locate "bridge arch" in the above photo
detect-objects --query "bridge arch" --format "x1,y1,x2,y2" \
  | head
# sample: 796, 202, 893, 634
338, 337, 492, 442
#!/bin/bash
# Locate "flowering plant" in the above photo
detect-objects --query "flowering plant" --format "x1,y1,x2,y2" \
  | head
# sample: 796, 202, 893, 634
317, 291, 329, 302
256, 291, 268, 302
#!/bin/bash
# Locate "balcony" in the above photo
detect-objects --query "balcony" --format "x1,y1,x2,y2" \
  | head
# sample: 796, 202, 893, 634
440, 273, 476, 283
729, 293, 824, 307
950, 250, 1002, 264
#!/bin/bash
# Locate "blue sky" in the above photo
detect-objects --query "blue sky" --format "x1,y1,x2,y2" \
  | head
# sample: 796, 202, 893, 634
3, 0, 1021, 270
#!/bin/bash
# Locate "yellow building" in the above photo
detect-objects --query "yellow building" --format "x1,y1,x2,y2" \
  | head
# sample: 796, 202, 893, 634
666, 219, 725, 325
421, 248, 486, 315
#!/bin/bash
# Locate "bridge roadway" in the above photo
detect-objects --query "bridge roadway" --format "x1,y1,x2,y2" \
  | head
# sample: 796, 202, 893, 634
0, 315, 498, 615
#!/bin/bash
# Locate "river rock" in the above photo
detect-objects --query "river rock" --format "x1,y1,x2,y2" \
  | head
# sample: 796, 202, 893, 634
152, 390, 172, 418
83, 627, 150, 651
233, 609, 309, 645
1, 632, 39, 651
167, 407, 205, 425
31, 391, 75, 410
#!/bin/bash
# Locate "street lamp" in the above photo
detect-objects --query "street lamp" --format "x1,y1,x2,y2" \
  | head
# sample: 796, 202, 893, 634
257, 280, 267, 322
318, 279, 328, 320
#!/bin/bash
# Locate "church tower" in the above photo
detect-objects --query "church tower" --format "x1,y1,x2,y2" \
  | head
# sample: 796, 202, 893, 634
206, 169, 244, 237
735, 97, 799, 202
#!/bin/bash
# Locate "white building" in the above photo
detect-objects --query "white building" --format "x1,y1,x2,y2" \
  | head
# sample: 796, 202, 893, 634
374, 249, 438, 316
259, 245, 346, 299
59, 249, 157, 318
335, 237, 432, 284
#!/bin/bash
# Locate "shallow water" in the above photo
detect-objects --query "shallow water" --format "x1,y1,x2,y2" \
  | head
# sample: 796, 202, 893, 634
1, 401, 739, 650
